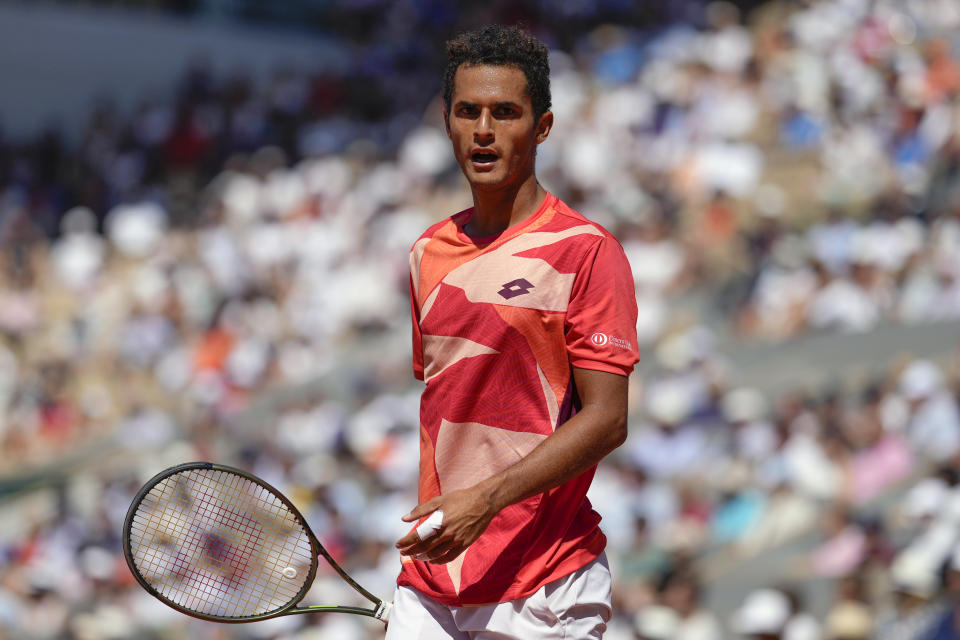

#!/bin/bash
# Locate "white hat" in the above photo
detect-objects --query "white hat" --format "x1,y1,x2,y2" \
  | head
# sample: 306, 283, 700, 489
655, 333, 695, 371
60, 206, 97, 235
634, 605, 680, 640
902, 477, 949, 521
900, 360, 944, 400
941, 488, 960, 525
105, 201, 168, 258
824, 601, 872, 639
911, 521, 959, 564
890, 549, 940, 599
850, 230, 884, 266
722, 387, 767, 423
646, 382, 692, 425
731, 588, 791, 635
785, 613, 822, 640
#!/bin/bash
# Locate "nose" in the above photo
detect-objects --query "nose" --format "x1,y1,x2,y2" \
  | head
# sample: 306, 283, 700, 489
474, 108, 494, 142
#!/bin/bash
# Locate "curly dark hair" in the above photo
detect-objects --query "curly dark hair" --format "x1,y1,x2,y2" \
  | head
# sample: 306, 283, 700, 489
443, 24, 552, 121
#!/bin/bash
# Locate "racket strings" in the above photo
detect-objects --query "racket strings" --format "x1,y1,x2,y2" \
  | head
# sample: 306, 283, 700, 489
128, 469, 315, 619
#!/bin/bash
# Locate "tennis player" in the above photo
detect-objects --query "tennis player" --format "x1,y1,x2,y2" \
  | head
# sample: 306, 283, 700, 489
389, 24, 640, 639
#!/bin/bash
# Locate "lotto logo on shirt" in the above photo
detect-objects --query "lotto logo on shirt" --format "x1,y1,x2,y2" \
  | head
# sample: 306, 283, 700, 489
591, 332, 632, 350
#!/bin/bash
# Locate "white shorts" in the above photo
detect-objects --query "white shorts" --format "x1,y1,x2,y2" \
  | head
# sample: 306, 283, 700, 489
384, 554, 612, 640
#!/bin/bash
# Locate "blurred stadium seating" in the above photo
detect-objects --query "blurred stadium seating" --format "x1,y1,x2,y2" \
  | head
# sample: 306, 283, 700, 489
1, 1, 959, 638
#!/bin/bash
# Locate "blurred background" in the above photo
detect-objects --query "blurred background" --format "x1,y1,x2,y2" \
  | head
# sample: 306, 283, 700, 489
1, 0, 959, 638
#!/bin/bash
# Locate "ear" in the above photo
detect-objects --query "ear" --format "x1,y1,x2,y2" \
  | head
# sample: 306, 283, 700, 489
443, 107, 452, 140
535, 110, 554, 145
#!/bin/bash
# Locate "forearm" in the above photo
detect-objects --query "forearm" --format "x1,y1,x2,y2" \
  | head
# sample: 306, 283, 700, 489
395, 367, 630, 563
477, 402, 627, 513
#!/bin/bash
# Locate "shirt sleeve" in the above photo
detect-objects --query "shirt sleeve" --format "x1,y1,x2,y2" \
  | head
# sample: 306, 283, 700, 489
565, 234, 640, 376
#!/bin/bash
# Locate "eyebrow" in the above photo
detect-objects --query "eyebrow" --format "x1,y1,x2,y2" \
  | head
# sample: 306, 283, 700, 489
454, 100, 523, 110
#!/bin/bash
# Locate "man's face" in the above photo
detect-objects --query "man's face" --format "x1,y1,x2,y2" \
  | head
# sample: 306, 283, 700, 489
444, 64, 551, 191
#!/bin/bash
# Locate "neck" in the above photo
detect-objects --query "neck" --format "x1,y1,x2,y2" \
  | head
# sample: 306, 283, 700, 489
465, 174, 546, 237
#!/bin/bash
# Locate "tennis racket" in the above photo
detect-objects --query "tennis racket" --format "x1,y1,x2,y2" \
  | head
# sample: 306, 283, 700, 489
122, 461, 392, 623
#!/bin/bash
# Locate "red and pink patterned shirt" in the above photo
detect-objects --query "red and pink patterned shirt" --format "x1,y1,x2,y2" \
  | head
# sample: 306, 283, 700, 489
400, 192, 639, 605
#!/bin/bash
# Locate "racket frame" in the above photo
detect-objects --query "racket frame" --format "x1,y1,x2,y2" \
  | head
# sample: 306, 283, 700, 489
123, 461, 390, 623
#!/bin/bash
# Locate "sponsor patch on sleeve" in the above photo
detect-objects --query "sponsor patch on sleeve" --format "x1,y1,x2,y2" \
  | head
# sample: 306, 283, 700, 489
590, 332, 632, 350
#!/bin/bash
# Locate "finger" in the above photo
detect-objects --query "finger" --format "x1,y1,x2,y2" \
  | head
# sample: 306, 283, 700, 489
429, 545, 465, 565
395, 531, 421, 550
401, 500, 441, 523
398, 530, 449, 556
423, 540, 460, 563
398, 529, 452, 558
415, 510, 444, 541
412, 543, 452, 563
396, 535, 435, 556
396, 512, 444, 550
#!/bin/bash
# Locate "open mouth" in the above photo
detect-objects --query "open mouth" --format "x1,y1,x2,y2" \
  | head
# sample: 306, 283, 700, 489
470, 151, 499, 166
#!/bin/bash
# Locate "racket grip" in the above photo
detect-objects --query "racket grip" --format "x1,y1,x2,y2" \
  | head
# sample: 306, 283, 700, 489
375, 600, 393, 622
415, 510, 444, 541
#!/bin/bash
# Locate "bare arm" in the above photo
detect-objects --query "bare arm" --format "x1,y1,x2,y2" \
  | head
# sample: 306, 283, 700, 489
395, 367, 629, 564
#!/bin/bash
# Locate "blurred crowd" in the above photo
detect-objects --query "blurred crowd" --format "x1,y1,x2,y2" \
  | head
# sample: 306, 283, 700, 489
2, 0, 960, 638
604, 344, 960, 640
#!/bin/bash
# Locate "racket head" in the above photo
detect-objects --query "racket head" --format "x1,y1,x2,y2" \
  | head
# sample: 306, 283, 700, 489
123, 462, 320, 622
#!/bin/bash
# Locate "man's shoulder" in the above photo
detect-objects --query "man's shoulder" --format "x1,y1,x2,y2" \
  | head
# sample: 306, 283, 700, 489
410, 207, 472, 249
545, 196, 622, 244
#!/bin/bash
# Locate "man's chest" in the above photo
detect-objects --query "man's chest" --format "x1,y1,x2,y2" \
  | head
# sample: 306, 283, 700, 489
416, 234, 596, 324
